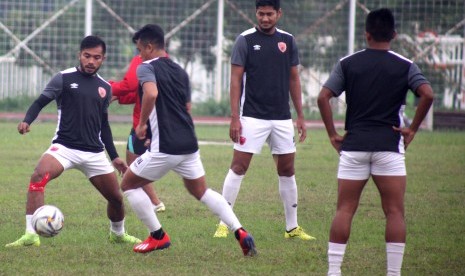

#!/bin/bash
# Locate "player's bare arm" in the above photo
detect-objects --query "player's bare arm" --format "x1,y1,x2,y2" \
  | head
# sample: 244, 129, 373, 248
229, 64, 244, 143
289, 66, 306, 142
393, 83, 434, 149
136, 81, 158, 140
318, 87, 344, 153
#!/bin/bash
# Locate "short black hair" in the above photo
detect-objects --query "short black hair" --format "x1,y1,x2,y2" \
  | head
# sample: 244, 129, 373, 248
132, 24, 165, 49
80, 35, 106, 54
365, 8, 396, 42
256, 0, 280, 10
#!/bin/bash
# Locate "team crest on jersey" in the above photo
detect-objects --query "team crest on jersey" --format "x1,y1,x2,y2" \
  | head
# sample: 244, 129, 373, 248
98, 87, 106, 98
278, 42, 287, 53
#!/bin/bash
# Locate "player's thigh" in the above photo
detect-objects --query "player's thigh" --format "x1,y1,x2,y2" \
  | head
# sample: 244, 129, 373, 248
183, 176, 207, 200
372, 174, 406, 214
337, 151, 371, 180
336, 178, 368, 213
34, 152, 65, 181
268, 119, 296, 155
234, 117, 271, 154
129, 151, 174, 181
89, 172, 123, 203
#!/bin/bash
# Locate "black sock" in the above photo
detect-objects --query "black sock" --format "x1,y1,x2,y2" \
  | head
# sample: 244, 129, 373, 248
150, 228, 165, 240
286, 227, 297, 233
234, 228, 244, 240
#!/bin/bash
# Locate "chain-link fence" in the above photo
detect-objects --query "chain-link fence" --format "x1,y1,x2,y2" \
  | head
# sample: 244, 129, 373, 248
1, 0, 464, 113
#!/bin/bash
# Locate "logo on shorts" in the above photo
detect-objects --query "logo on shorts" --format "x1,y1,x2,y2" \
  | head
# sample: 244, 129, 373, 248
278, 42, 287, 53
98, 87, 106, 98
239, 136, 246, 145
50, 145, 59, 151
136, 157, 143, 166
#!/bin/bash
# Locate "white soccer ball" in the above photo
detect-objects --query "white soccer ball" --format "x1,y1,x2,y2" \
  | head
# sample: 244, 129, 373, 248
31, 205, 64, 237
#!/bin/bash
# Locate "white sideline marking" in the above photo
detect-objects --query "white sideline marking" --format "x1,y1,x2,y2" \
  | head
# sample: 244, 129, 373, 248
114, 141, 231, 146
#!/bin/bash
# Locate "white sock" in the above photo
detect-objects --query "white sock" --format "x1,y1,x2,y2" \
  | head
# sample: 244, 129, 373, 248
124, 188, 161, 232
279, 175, 298, 231
110, 219, 125, 236
218, 169, 244, 226
26, 214, 36, 234
222, 169, 244, 208
201, 188, 242, 232
387, 242, 405, 276
328, 242, 347, 276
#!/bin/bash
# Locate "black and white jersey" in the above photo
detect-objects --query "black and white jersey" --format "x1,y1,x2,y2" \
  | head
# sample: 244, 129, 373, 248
231, 27, 299, 120
137, 57, 198, 155
41, 67, 111, 153
324, 49, 430, 153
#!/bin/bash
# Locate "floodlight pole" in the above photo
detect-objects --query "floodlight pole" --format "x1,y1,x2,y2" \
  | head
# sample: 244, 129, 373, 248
85, 0, 93, 36
214, 0, 224, 102
348, 0, 356, 55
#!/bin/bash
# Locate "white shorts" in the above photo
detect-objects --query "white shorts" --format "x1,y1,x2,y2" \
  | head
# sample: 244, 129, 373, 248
234, 116, 296, 154
337, 151, 406, 180
44, 144, 114, 179
130, 150, 205, 181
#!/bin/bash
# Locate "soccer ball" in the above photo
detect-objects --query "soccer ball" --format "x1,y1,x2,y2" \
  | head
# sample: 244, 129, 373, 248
31, 205, 64, 237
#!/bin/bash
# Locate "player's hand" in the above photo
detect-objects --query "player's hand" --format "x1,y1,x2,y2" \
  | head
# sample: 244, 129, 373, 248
112, 157, 128, 176
393, 126, 415, 150
229, 116, 242, 144
17, 122, 31, 135
135, 124, 148, 140
144, 139, 151, 148
330, 133, 344, 153
295, 117, 307, 142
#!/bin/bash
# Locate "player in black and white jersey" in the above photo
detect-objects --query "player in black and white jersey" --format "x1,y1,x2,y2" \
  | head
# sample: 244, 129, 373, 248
6, 36, 141, 248
318, 8, 434, 275
213, 0, 315, 241
119, 24, 256, 256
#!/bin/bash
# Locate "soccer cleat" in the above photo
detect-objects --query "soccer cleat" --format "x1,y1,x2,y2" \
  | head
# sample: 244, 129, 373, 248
5, 232, 40, 247
133, 233, 171, 253
235, 228, 257, 256
284, 226, 316, 241
154, 202, 166, 213
213, 224, 229, 238
109, 232, 142, 244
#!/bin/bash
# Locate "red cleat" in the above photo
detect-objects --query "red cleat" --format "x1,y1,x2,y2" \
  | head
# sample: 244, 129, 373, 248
133, 233, 171, 253
236, 228, 257, 256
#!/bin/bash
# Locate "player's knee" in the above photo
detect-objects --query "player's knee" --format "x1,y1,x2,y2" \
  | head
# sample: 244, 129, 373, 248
230, 164, 248, 175
28, 172, 51, 192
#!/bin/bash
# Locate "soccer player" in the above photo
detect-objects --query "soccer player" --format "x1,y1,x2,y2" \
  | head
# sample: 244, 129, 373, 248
119, 24, 257, 256
110, 54, 166, 213
6, 36, 141, 247
317, 8, 434, 276
213, 0, 315, 241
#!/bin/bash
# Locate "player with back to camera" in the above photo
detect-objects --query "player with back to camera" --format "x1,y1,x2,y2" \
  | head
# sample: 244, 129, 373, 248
317, 8, 434, 276
109, 50, 166, 213
119, 24, 257, 256
6, 35, 141, 248
213, 0, 316, 241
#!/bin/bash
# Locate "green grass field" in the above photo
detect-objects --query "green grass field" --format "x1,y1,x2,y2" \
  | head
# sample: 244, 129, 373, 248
0, 121, 464, 275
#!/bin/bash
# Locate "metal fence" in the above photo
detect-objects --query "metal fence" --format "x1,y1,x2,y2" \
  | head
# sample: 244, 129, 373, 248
1, 0, 464, 112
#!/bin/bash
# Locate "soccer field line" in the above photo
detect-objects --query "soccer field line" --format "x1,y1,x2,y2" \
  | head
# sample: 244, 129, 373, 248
114, 140, 232, 146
